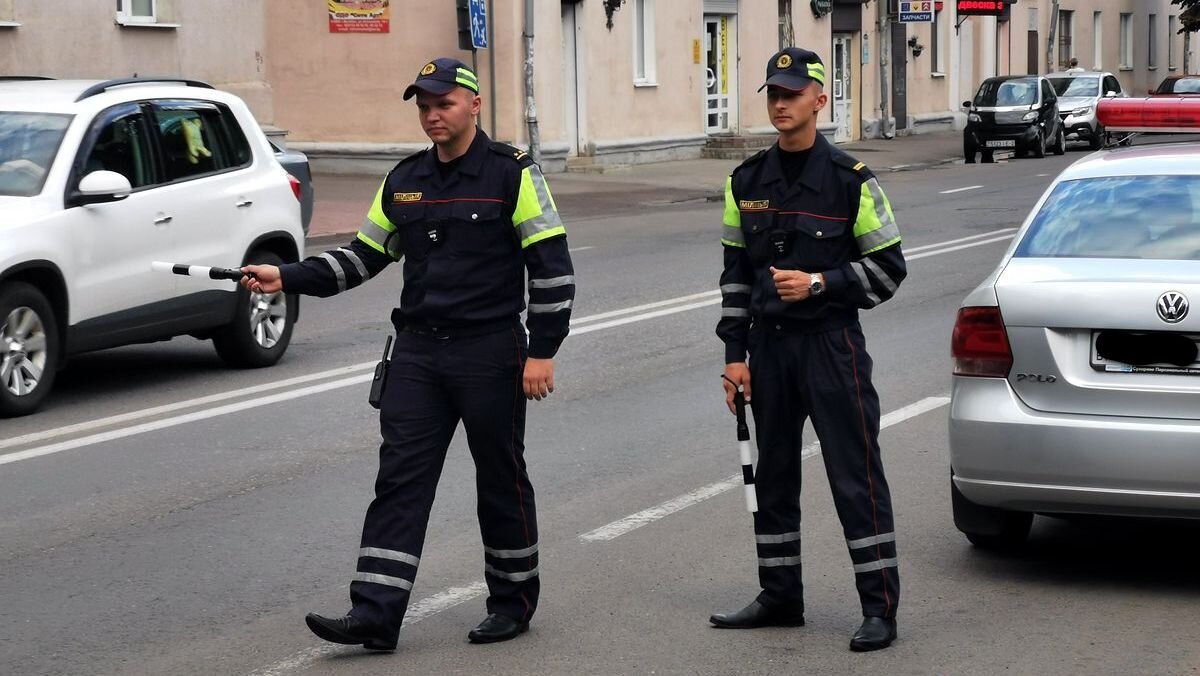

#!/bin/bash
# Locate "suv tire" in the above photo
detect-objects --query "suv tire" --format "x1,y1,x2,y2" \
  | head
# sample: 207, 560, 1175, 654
951, 476, 1032, 551
0, 282, 60, 418
213, 250, 297, 368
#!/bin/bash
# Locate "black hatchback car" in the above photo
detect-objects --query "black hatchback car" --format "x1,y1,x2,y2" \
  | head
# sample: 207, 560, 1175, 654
963, 75, 1066, 163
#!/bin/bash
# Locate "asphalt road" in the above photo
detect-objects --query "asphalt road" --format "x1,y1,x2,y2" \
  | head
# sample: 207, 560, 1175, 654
4, 145, 1200, 676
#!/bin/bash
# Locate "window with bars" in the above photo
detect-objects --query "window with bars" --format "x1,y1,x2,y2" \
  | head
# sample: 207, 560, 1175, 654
1057, 10, 1074, 70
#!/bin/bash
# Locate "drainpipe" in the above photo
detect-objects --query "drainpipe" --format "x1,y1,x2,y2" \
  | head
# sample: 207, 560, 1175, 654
778, 0, 795, 49
1045, 0, 1059, 73
877, 0, 892, 138
523, 0, 541, 163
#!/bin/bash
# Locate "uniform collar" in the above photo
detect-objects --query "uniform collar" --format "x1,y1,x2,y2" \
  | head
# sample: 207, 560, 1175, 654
763, 131, 831, 193
414, 127, 490, 178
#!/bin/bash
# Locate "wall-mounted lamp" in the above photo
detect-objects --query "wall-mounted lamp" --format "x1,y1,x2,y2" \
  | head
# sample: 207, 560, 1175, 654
907, 36, 925, 58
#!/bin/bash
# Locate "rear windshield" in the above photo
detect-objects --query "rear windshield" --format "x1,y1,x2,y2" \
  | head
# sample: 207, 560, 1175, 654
1049, 76, 1099, 97
1015, 176, 1200, 260
1156, 77, 1200, 94
974, 79, 1038, 107
0, 112, 72, 196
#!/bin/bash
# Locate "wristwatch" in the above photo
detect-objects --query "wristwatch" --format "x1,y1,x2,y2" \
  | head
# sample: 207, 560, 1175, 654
810, 273, 825, 297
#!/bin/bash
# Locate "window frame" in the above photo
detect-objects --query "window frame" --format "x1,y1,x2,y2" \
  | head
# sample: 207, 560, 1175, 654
66, 103, 158, 206
1149, 13, 1159, 70
632, 0, 657, 87
1093, 11, 1102, 73
1119, 13, 1133, 69
116, 0, 156, 24
1169, 15, 1178, 70
932, 8, 945, 75
1057, 9, 1074, 71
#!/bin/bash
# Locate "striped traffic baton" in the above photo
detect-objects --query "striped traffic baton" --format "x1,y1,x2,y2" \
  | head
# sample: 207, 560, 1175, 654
152, 261, 255, 281
723, 374, 758, 513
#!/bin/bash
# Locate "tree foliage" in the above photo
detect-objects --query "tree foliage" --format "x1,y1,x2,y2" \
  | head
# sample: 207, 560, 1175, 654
1173, 0, 1200, 33
603, 0, 625, 31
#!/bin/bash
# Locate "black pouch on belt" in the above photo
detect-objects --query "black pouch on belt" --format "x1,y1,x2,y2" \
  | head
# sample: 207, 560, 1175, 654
368, 334, 394, 409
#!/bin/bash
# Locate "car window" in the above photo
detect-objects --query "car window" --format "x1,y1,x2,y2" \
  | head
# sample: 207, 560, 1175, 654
1040, 80, 1055, 104
1103, 76, 1122, 95
1174, 78, 1200, 94
1049, 76, 1100, 97
1016, 176, 1200, 260
0, 112, 71, 197
975, 79, 1037, 106
80, 110, 154, 189
152, 104, 234, 181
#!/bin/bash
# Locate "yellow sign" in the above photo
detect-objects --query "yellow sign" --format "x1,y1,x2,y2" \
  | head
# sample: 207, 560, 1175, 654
393, 192, 422, 203
720, 17, 729, 95
693, 39, 702, 65
329, 0, 390, 34
776, 54, 793, 69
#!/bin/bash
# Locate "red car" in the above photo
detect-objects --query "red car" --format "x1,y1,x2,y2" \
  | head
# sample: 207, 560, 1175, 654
1150, 75, 1200, 96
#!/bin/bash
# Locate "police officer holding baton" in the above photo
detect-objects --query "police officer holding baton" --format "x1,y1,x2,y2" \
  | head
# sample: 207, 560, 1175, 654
711, 47, 907, 652
242, 57, 575, 650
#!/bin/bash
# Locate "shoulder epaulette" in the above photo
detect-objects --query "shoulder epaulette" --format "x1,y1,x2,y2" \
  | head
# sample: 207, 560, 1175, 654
731, 147, 769, 178
831, 152, 873, 178
489, 141, 536, 167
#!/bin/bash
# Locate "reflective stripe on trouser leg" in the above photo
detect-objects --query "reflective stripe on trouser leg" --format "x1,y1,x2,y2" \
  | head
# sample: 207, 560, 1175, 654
450, 325, 540, 623
349, 333, 459, 633
804, 324, 900, 618
748, 326, 806, 612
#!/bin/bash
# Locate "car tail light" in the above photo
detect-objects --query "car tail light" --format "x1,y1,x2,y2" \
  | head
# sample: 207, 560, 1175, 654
951, 306, 1013, 377
287, 173, 302, 202
1097, 97, 1200, 132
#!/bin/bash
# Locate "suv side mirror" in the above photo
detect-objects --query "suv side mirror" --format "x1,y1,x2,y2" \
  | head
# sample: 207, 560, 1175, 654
72, 170, 132, 206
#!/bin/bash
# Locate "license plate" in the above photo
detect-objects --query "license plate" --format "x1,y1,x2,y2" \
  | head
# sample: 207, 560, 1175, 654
1090, 330, 1200, 375
985, 140, 1016, 148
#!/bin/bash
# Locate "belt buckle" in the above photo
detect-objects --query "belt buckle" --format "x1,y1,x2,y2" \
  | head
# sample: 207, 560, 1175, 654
430, 326, 450, 341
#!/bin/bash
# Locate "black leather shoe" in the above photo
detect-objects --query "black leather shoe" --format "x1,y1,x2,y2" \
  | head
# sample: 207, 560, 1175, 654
709, 600, 805, 629
849, 616, 897, 652
304, 612, 397, 651
468, 613, 529, 644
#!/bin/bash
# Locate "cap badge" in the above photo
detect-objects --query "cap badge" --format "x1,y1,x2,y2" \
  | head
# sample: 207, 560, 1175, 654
420, 63, 437, 76
776, 54, 793, 69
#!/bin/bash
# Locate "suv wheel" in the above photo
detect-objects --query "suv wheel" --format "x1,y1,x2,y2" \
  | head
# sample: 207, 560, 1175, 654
0, 282, 60, 418
213, 250, 297, 368
951, 476, 1032, 552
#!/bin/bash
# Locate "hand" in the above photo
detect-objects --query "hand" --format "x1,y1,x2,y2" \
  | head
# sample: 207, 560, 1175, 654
770, 266, 813, 303
722, 362, 751, 415
523, 358, 555, 401
240, 264, 282, 294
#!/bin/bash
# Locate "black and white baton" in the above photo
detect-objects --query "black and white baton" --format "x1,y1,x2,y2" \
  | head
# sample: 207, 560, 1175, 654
151, 261, 254, 281
724, 375, 758, 513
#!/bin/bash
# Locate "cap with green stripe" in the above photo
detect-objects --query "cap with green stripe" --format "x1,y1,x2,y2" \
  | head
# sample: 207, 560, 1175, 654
403, 57, 480, 100
757, 47, 826, 92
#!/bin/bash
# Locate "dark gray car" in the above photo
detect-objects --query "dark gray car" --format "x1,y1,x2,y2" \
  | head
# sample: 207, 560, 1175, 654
271, 140, 313, 235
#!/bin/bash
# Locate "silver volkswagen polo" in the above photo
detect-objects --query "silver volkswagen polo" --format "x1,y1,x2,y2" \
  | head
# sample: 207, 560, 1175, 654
949, 106, 1200, 548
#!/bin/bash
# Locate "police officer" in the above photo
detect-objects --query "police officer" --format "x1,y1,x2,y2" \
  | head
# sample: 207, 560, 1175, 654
241, 57, 575, 650
710, 47, 907, 652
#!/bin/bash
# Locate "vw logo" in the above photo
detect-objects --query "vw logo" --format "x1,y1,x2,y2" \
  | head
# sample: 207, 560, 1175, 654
1157, 291, 1190, 324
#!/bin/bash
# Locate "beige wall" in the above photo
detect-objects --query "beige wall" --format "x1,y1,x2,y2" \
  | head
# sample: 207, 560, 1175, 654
0, 0, 272, 121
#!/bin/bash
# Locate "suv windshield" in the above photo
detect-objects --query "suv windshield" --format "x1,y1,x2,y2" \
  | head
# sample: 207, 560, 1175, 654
0, 112, 72, 196
1016, 176, 1200, 260
974, 79, 1038, 107
1049, 76, 1099, 97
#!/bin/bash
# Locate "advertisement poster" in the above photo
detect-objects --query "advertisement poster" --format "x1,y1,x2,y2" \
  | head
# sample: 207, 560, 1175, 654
329, 0, 390, 34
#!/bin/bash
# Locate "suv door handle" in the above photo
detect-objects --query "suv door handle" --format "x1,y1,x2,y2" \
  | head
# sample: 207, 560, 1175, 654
154, 215, 173, 225
236, 200, 253, 208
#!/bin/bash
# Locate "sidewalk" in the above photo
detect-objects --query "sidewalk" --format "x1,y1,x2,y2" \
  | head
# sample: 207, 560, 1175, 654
306, 130, 964, 242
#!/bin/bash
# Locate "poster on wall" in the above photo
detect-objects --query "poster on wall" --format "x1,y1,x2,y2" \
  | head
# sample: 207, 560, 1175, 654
329, 0, 390, 33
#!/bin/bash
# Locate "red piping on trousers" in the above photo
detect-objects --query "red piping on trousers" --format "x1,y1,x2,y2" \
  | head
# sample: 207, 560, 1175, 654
509, 325, 533, 620
845, 328, 892, 616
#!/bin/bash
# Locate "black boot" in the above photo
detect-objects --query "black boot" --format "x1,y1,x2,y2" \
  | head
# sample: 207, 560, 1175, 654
468, 613, 529, 644
709, 600, 805, 629
849, 616, 897, 652
304, 613, 397, 651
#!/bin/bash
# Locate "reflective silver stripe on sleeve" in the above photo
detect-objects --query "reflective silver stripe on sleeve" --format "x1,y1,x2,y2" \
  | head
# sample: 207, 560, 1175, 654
484, 564, 539, 582
318, 252, 347, 292
359, 217, 394, 250
485, 543, 539, 558
721, 283, 752, 295
338, 247, 371, 282
846, 532, 896, 550
529, 275, 575, 289
721, 224, 746, 247
852, 557, 899, 574
756, 531, 802, 544
758, 556, 802, 567
850, 262, 882, 307
721, 307, 751, 318
529, 300, 573, 314
352, 572, 414, 590
359, 547, 420, 567
861, 258, 898, 295
856, 221, 902, 253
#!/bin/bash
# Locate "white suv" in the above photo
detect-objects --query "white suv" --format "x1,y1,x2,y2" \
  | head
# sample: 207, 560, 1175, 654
0, 77, 306, 417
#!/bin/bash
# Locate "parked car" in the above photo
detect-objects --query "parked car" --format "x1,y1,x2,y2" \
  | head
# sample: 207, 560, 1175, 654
1047, 70, 1126, 150
949, 97, 1200, 549
271, 140, 313, 234
963, 75, 1066, 163
0, 76, 307, 417
1150, 74, 1200, 96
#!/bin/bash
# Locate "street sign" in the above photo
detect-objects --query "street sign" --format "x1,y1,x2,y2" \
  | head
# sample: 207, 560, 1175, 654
469, 0, 488, 50
955, 0, 1007, 16
898, 0, 934, 22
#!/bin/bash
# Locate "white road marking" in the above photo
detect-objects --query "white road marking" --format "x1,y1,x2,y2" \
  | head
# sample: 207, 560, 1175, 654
939, 185, 984, 194
907, 234, 1014, 260
569, 246, 594, 252
579, 396, 951, 542
572, 290, 719, 325
248, 582, 489, 676
903, 228, 1016, 254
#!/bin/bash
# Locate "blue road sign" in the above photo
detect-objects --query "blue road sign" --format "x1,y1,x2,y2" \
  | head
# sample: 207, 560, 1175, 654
469, 0, 488, 50
898, 0, 934, 22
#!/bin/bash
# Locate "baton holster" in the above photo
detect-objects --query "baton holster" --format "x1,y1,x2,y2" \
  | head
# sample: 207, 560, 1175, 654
368, 334, 394, 409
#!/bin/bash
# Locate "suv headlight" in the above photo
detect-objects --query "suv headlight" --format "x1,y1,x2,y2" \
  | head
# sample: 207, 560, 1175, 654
1022, 111, 1039, 122
1072, 106, 1093, 117
968, 112, 981, 122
